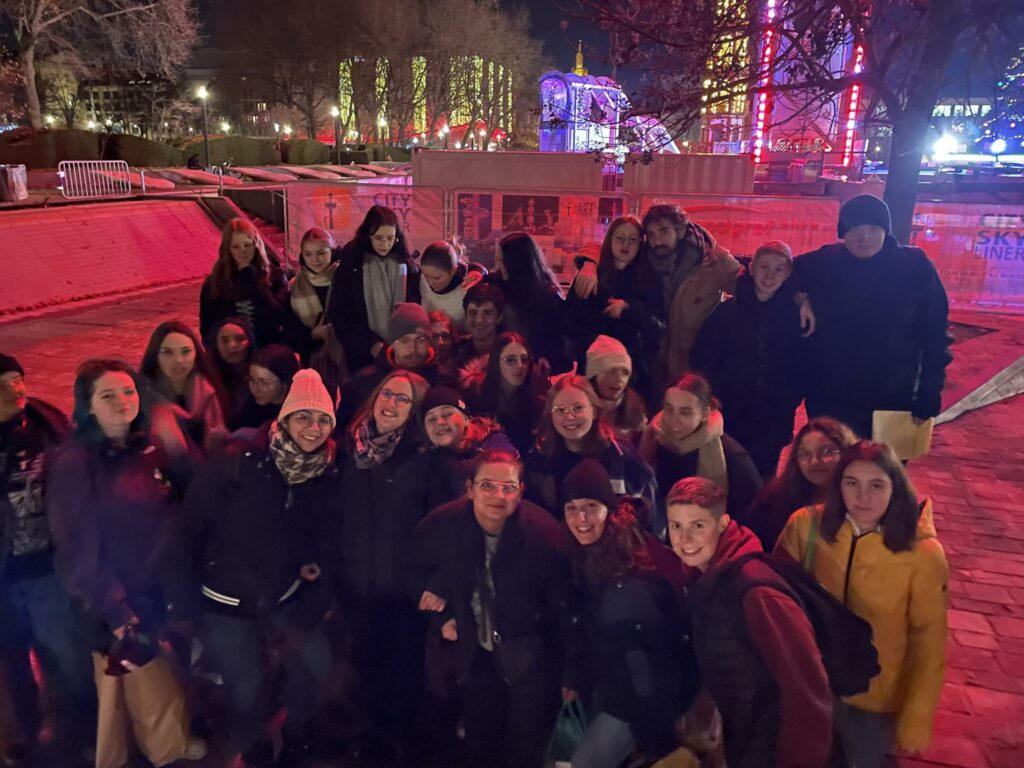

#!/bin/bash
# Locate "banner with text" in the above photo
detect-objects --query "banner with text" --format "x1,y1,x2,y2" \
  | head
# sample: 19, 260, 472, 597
636, 194, 841, 260
284, 182, 446, 266
910, 203, 1024, 314
454, 188, 631, 278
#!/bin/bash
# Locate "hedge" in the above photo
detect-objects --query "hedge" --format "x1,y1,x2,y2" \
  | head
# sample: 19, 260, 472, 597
182, 136, 280, 166
0, 129, 101, 168
283, 139, 329, 165
100, 134, 185, 166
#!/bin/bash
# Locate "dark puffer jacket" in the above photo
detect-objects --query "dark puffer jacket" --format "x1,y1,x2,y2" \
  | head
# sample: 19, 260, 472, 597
180, 426, 337, 631
199, 263, 288, 348
688, 522, 832, 768
794, 237, 952, 437
566, 534, 699, 759
336, 432, 432, 598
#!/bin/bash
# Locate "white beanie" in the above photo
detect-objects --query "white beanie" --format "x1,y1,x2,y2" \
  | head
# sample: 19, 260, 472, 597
586, 335, 632, 379
278, 369, 336, 429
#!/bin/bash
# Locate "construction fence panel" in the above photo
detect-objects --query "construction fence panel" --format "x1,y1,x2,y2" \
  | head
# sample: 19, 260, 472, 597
452, 188, 632, 280
636, 193, 841, 260
283, 182, 447, 267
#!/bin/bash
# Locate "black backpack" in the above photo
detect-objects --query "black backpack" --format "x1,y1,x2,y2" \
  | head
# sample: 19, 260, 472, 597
723, 552, 881, 697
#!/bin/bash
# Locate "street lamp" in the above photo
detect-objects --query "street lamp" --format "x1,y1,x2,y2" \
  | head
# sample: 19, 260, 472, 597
330, 106, 341, 164
196, 86, 211, 168
441, 124, 449, 150
990, 138, 1007, 163
220, 121, 230, 133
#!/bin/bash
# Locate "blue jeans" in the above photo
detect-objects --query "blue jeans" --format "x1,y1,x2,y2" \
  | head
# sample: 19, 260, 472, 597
0, 573, 96, 745
832, 700, 893, 768
572, 710, 637, 768
200, 608, 332, 753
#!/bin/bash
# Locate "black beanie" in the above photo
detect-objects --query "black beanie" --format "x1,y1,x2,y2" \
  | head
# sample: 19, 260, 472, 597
422, 386, 467, 418
838, 194, 892, 238
250, 344, 299, 385
562, 459, 619, 511
387, 303, 431, 345
0, 354, 24, 378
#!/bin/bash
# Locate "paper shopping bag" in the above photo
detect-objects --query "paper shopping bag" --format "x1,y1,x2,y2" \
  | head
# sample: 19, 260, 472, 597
872, 411, 934, 460
121, 655, 190, 767
93, 653, 130, 768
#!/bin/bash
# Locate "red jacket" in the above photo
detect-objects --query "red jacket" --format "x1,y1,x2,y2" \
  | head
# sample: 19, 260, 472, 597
696, 522, 832, 768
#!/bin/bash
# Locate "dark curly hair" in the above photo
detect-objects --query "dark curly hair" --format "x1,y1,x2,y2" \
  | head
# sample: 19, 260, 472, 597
563, 498, 654, 588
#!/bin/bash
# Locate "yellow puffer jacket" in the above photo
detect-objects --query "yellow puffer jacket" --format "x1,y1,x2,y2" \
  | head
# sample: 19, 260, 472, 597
774, 500, 949, 753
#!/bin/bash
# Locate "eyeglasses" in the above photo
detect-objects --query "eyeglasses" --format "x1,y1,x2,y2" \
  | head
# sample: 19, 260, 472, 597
501, 354, 531, 366
371, 234, 396, 245
290, 411, 333, 429
474, 480, 521, 497
552, 404, 589, 418
797, 446, 842, 463
378, 388, 413, 406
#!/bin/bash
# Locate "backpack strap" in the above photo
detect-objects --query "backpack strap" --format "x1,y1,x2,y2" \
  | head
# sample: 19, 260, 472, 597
802, 514, 819, 573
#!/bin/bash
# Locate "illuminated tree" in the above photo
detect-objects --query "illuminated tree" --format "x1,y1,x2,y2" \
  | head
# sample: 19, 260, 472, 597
574, 0, 1024, 243
979, 45, 1024, 149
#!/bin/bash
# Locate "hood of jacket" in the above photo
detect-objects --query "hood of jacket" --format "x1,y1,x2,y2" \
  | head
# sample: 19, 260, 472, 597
705, 520, 763, 576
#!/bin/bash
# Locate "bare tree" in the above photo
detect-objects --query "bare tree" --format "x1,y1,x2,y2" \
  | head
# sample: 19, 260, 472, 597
573, 0, 1024, 242
0, 0, 200, 128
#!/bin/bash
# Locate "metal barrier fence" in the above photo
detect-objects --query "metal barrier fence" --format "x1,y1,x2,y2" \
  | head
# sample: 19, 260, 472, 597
57, 160, 133, 200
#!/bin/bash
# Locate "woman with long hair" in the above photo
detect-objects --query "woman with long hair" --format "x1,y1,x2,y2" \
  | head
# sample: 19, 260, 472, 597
199, 218, 287, 347
492, 232, 570, 373
208, 316, 256, 415
564, 216, 665, 397
182, 369, 337, 766
740, 417, 858, 551
561, 460, 698, 768
459, 332, 548, 456
226, 344, 299, 432
284, 228, 347, 386
639, 372, 761, 521
419, 240, 484, 328
326, 205, 421, 371
776, 441, 949, 766
46, 359, 205, 766
525, 375, 657, 531
139, 321, 227, 450
336, 369, 432, 756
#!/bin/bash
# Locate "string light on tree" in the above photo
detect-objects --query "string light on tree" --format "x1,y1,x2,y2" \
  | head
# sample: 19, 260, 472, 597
978, 44, 1024, 149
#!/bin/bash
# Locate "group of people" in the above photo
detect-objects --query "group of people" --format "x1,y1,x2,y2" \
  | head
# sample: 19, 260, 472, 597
0, 193, 953, 768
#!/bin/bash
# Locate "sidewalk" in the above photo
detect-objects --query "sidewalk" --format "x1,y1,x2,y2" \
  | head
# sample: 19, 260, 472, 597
0, 288, 1022, 767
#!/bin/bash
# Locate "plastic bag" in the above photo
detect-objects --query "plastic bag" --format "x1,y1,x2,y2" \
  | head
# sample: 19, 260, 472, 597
545, 697, 588, 767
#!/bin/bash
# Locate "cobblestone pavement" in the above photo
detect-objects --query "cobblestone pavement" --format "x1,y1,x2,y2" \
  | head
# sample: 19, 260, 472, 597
1, 288, 1022, 767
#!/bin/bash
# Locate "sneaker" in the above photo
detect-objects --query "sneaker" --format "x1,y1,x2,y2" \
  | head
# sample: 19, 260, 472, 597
182, 736, 208, 761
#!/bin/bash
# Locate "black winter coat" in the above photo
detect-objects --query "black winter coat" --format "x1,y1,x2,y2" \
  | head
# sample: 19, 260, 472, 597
487, 276, 571, 374
563, 260, 665, 392
46, 436, 190, 633
180, 428, 336, 631
650, 435, 762, 520
325, 241, 421, 372
566, 535, 699, 759
336, 432, 432, 598
691, 275, 805, 449
794, 237, 952, 437
199, 264, 288, 348
409, 497, 568, 686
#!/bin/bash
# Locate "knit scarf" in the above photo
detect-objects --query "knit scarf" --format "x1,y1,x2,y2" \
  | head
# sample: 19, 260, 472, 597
268, 420, 334, 485
363, 255, 407, 340
646, 409, 729, 494
353, 417, 404, 469
289, 262, 337, 329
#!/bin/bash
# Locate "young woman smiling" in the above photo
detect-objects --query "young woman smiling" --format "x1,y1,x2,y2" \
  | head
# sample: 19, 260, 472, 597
776, 441, 949, 765
199, 218, 287, 348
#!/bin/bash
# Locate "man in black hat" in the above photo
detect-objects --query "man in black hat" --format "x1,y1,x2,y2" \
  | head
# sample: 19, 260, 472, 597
0, 354, 93, 764
793, 195, 952, 438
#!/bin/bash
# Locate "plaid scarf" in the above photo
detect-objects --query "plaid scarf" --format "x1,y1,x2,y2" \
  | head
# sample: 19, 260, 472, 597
268, 420, 334, 485
289, 263, 337, 329
353, 417, 404, 469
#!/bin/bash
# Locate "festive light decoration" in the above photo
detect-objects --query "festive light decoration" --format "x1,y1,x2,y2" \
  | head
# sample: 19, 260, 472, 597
841, 44, 865, 167
977, 45, 1024, 150
752, 0, 778, 163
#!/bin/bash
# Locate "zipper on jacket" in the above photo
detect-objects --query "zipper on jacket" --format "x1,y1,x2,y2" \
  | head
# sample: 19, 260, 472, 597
842, 535, 862, 605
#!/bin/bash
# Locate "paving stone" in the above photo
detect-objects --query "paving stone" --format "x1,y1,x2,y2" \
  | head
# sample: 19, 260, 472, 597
948, 610, 994, 634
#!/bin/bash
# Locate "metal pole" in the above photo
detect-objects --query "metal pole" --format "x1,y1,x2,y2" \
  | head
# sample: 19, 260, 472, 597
202, 98, 211, 168
334, 115, 341, 164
